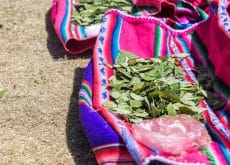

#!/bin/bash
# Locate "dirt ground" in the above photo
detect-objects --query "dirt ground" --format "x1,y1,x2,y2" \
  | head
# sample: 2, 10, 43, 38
0, 0, 96, 164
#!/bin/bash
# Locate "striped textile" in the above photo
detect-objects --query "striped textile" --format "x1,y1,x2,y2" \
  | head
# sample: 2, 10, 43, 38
79, 62, 230, 164
78, 0, 230, 164
79, 60, 135, 164
51, 0, 100, 54
50, 0, 183, 54
72, 0, 230, 164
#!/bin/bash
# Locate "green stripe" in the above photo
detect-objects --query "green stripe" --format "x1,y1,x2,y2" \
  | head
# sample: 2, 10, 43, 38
176, 2, 183, 8
177, 1, 208, 21
203, 148, 217, 165
191, 32, 230, 98
154, 25, 161, 58
177, 1, 195, 10
79, 96, 91, 106
80, 83, 92, 98
197, 8, 208, 20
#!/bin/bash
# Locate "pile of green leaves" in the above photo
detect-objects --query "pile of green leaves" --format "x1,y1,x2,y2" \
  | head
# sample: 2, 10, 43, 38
72, 0, 132, 26
103, 51, 207, 123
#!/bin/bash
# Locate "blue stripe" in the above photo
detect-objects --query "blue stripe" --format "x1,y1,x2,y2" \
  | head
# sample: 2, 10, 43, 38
176, 36, 195, 66
119, 120, 141, 162
220, 110, 230, 124
79, 26, 87, 39
210, 4, 218, 16
205, 122, 223, 145
111, 16, 122, 64
219, 144, 230, 164
176, 37, 190, 54
60, 0, 70, 42
166, 31, 170, 57
205, 122, 230, 163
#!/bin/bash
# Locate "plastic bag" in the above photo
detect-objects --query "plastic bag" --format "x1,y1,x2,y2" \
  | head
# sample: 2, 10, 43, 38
132, 114, 211, 155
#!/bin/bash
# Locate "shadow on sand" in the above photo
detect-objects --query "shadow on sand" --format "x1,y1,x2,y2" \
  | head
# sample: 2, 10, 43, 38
45, 9, 96, 164
45, 9, 91, 60
66, 67, 97, 165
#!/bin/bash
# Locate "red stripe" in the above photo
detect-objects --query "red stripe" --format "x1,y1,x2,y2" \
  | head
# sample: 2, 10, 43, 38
79, 100, 90, 106
74, 26, 81, 39
93, 41, 103, 109
174, 37, 184, 53
94, 147, 135, 164
82, 80, 92, 91
67, 1, 74, 39
202, 109, 230, 150
103, 14, 116, 88
93, 14, 120, 108
160, 30, 167, 57
168, 35, 175, 55
216, 111, 230, 132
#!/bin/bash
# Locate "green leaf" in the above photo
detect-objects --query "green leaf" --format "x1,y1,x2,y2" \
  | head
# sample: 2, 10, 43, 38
117, 103, 132, 115
133, 109, 149, 117
116, 50, 137, 65
181, 100, 196, 106
166, 103, 177, 116
129, 117, 143, 123
130, 100, 142, 108
103, 101, 117, 110
182, 92, 194, 101
177, 105, 197, 115
73, 0, 132, 25
110, 89, 120, 99
132, 82, 145, 91
130, 77, 141, 85
130, 93, 145, 101
159, 91, 180, 102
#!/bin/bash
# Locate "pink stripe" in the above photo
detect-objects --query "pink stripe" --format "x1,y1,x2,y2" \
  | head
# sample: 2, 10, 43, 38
202, 109, 230, 149
79, 100, 90, 106
52, 0, 69, 45
93, 42, 103, 109
174, 37, 184, 53
215, 111, 230, 130
209, 142, 228, 165
82, 80, 92, 91
103, 15, 116, 85
160, 29, 167, 57
74, 26, 81, 40
93, 15, 117, 108
67, 0, 74, 40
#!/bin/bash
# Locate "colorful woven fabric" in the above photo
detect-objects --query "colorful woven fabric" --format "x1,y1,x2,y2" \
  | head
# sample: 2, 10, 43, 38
77, 0, 230, 164
51, 0, 174, 54
51, 0, 100, 54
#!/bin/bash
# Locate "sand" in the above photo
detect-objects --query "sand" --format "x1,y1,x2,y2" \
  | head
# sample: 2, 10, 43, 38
0, 0, 96, 164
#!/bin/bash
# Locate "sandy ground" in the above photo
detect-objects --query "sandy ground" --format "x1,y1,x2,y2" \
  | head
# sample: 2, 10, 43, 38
0, 0, 96, 164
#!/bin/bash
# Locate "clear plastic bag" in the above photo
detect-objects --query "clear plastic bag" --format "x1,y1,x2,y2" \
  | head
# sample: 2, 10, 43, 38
132, 114, 211, 155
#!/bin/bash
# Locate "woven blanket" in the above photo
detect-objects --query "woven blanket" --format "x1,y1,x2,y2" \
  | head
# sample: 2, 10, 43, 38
51, 0, 171, 54
49, 0, 230, 164
51, 0, 230, 88
77, 0, 230, 164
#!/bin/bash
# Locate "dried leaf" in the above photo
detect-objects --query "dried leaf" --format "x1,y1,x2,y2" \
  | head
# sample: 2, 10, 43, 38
103, 50, 208, 123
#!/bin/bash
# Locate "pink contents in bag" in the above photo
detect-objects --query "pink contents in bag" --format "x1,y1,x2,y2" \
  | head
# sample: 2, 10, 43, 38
132, 114, 211, 155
